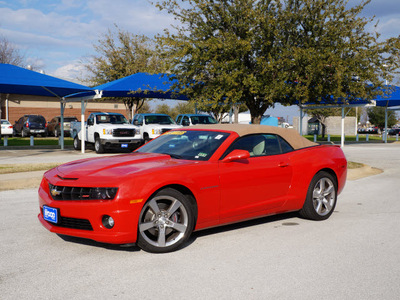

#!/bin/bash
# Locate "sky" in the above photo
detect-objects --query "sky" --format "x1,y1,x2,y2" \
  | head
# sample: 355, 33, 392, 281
1, 0, 399, 122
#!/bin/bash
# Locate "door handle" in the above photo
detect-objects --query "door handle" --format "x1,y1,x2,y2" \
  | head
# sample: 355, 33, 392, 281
278, 162, 289, 168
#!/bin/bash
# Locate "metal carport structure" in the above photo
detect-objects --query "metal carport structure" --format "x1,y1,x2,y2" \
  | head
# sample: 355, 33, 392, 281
0, 63, 95, 149
69, 72, 189, 153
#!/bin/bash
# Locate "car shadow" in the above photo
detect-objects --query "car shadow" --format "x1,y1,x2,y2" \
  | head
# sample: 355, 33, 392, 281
182, 211, 301, 249
57, 234, 140, 252
56, 211, 302, 253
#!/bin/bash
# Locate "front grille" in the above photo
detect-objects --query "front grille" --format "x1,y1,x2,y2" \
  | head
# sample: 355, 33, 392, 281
161, 128, 172, 134
41, 208, 93, 231
49, 184, 118, 201
112, 128, 136, 137
57, 216, 93, 230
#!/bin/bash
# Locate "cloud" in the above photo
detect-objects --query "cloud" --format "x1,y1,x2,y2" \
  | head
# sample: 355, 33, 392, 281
52, 61, 88, 84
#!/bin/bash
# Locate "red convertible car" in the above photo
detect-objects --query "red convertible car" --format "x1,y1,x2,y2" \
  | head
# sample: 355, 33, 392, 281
38, 124, 347, 253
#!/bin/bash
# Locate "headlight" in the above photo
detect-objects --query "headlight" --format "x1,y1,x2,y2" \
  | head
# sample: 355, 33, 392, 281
49, 184, 118, 200
152, 128, 161, 135
103, 129, 113, 135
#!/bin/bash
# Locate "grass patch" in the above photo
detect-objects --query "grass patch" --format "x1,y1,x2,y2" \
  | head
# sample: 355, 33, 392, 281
348, 161, 364, 169
0, 137, 73, 146
305, 134, 398, 142
0, 163, 60, 174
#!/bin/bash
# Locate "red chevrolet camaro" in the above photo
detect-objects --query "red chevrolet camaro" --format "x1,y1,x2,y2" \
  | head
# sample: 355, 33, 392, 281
38, 124, 347, 253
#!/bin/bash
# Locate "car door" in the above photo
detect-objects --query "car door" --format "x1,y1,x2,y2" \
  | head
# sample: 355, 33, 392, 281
218, 134, 293, 222
86, 114, 95, 143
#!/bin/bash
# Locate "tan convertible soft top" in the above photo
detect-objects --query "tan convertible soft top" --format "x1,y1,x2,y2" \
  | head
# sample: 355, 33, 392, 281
191, 124, 317, 150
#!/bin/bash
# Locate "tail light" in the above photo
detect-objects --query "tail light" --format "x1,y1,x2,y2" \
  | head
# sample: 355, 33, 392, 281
25, 122, 29, 128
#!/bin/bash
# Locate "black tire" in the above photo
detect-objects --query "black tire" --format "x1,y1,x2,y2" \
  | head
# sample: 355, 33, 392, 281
73, 136, 81, 150
137, 188, 196, 253
143, 133, 150, 143
94, 136, 104, 153
299, 171, 337, 220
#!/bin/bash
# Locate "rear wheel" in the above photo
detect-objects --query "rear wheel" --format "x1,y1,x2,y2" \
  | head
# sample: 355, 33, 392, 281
299, 171, 337, 220
73, 136, 81, 150
137, 188, 195, 253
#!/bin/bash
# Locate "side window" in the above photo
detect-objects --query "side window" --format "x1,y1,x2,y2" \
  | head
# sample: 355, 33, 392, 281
176, 115, 182, 124
182, 116, 190, 126
138, 115, 143, 125
263, 135, 281, 155
228, 134, 267, 157
227, 134, 290, 157
278, 136, 294, 153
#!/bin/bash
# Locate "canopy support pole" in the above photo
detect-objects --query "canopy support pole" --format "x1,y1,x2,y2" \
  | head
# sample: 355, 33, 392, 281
384, 107, 388, 143
81, 98, 87, 153
341, 107, 345, 148
60, 100, 65, 150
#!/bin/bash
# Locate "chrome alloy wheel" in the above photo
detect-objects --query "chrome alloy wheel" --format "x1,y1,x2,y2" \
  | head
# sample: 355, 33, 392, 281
312, 177, 336, 216
139, 195, 189, 248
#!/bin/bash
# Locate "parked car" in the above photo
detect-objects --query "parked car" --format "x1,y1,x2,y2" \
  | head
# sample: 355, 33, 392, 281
46, 116, 78, 137
1, 119, 13, 136
38, 124, 347, 253
175, 114, 218, 126
70, 112, 141, 153
132, 113, 181, 143
13, 115, 47, 137
388, 128, 400, 135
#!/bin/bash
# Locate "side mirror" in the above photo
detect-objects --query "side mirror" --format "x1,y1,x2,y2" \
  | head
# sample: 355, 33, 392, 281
133, 120, 139, 126
222, 150, 250, 163
182, 120, 189, 126
87, 119, 93, 126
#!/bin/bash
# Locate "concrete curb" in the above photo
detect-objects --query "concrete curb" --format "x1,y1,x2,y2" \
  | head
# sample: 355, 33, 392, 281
0, 165, 382, 191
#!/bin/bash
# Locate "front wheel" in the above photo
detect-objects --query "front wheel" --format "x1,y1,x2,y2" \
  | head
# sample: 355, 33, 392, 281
299, 171, 337, 220
94, 137, 104, 153
137, 188, 196, 253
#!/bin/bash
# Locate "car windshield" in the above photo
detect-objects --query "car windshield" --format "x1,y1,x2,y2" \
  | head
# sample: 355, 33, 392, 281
135, 130, 230, 161
30, 116, 45, 123
145, 115, 175, 125
64, 117, 78, 122
191, 116, 217, 125
96, 114, 129, 124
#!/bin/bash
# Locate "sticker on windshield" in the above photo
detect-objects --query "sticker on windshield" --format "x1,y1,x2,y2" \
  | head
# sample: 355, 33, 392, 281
215, 134, 224, 140
197, 152, 207, 157
165, 131, 186, 135
100, 116, 107, 121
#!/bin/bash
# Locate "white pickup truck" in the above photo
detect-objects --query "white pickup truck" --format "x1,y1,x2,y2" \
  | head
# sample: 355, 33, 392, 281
132, 113, 181, 142
71, 112, 141, 153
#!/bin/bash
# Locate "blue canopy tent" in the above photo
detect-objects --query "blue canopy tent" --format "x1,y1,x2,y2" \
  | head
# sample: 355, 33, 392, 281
0, 63, 94, 149
298, 85, 400, 146
373, 85, 400, 143
93, 72, 189, 99
66, 72, 189, 153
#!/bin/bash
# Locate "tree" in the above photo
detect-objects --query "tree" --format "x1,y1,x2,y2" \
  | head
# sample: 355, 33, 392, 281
84, 25, 166, 120
156, 0, 287, 124
0, 35, 26, 139
155, 0, 400, 124
0, 35, 25, 65
367, 107, 397, 130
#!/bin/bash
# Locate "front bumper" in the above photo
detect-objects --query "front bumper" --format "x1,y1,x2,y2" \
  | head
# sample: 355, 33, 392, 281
38, 179, 141, 244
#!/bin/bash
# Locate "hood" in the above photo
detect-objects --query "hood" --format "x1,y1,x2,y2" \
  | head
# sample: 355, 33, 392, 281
52, 153, 192, 184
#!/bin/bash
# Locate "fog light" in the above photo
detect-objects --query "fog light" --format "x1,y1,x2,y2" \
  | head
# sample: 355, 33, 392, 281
102, 215, 115, 229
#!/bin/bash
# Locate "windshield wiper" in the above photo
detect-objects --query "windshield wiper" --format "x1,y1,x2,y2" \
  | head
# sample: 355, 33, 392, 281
162, 153, 182, 159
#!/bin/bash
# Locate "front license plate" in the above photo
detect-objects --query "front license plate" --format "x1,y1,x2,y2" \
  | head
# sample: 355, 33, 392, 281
43, 205, 58, 224
121, 144, 128, 148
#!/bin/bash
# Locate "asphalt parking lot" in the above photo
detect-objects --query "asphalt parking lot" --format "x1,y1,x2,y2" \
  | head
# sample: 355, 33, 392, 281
1, 144, 399, 299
